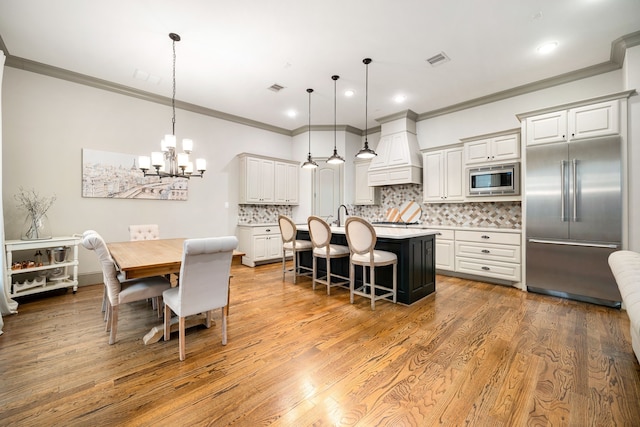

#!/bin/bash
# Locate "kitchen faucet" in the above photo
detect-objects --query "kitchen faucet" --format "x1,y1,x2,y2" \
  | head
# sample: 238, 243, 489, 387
337, 204, 349, 227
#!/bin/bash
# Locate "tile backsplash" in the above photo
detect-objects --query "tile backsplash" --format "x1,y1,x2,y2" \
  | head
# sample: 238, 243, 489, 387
238, 184, 521, 229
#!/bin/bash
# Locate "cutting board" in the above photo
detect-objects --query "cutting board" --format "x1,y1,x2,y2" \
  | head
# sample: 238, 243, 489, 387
399, 201, 422, 223
385, 207, 401, 222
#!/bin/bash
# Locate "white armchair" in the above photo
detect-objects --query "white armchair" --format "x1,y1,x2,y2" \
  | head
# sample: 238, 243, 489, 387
82, 232, 171, 344
163, 236, 238, 361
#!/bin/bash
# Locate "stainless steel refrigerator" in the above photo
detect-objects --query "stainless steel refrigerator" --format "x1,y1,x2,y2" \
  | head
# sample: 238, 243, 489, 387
525, 135, 622, 307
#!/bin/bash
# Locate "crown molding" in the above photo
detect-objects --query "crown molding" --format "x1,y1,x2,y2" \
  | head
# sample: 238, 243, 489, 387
4, 32, 639, 132
418, 31, 640, 121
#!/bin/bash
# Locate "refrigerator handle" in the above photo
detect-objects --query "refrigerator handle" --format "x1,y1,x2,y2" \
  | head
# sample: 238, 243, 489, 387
572, 159, 578, 222
528, 238, 619, 249
561, 160, 567, 221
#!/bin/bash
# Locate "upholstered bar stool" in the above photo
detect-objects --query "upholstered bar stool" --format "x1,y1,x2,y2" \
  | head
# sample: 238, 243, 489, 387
345, 217, 397, 310
278, 215, 313, 284
307, 215, 350, 295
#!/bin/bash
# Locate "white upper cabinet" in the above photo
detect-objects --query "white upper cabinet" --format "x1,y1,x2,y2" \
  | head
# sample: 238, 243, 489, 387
354, 160, 380, 205
525, 100, 619, 146
423, 146, 464, 203
239, 154, 298, 205
464, 133, 520, 165
275, 161, 299, 204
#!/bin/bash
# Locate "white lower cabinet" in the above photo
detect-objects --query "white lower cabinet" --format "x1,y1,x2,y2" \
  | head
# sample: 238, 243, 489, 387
432, 228, 455, 271
237, 225, 283, 267
454, 230, 521, 282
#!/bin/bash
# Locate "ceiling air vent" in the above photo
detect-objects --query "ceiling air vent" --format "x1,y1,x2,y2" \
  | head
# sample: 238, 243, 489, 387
268, 83, 285, 93
426, 52, 450, 67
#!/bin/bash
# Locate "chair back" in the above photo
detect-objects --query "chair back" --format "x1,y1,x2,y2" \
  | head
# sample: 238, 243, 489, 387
177, 236, 238, 317
129, 224, 160, 241
308, 216, 332, 249
278, 215, 296, 244
345, 217, 377, 259
81, 231, 121, 304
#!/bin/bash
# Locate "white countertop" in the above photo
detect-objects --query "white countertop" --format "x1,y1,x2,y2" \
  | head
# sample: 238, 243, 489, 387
237, 222, 520, 234
296, 224, 439, 239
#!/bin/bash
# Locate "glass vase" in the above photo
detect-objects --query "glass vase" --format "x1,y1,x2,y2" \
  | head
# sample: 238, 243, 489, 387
21, 213, 52, 240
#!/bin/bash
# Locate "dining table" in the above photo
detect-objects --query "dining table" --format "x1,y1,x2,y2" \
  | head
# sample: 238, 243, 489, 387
107, 238, 244, 344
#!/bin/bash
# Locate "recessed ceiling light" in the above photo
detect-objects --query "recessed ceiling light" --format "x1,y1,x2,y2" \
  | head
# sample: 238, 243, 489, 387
286, 109, 297, 118
394, 94, 407, 103
344, 89, 355, 97
537, 41, 558, 54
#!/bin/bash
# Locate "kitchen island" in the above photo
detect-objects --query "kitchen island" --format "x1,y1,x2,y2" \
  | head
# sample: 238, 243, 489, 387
296, 225, 438, 305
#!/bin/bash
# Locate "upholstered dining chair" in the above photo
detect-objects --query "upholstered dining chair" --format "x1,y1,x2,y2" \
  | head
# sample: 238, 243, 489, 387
307, 215, 350, 295
82, 232, 171, 344
128, 224, 160, 241
163, 236, 238, 361
278, 215, 313, 284
345, 217, 397, 310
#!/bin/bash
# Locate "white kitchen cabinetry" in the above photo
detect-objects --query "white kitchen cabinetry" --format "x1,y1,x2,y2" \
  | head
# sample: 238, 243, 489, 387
4, 236, 80, 298
275, 161, 299, 204
354, 160, 380, 205
431, 228, 455, 271
525, 100, 619, 146
422, 147, 463, 203
464, 132, 520, 165
455, 230, 521, 282
237, 225, 283, 267
239, 153, 299, 205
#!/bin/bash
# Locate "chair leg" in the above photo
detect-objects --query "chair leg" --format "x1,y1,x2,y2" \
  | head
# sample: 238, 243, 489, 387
312, 256, 317, 290
292, 250, 297, 284
221, 305, 228, 345
179, 316, 186, 361
370, 266, 376, 311
109, 305, 118, 345
105, 304, 112, 332
349, 262, 355, 304
156, 296, 163, 318
205, 310, 212, 328
164, 304, 171, 341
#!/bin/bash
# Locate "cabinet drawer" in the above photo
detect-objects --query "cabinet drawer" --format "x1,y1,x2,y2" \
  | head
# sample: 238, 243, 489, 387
251, 226, 280, 236
456, 257, 521, 281
455, 230, 520, 245
431, 229, 455, 240
455, 241, 520, 263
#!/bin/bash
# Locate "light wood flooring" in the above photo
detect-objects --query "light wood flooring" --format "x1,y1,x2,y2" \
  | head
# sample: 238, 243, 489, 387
1, 262, 639, 426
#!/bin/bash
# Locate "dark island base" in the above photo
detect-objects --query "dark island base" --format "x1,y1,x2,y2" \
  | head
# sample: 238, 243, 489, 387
296, 231, 436, 305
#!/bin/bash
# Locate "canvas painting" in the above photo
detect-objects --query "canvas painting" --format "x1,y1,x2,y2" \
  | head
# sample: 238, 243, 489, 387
82, 149, 188, 200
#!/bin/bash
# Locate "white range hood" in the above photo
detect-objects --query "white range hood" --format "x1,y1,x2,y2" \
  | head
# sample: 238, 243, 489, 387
368, 110, 422, 186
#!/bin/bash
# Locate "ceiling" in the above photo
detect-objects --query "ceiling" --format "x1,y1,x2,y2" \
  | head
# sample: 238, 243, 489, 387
1, 0, 639, 132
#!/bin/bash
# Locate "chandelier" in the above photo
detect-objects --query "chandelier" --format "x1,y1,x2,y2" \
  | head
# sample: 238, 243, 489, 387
139, 33, 206, 179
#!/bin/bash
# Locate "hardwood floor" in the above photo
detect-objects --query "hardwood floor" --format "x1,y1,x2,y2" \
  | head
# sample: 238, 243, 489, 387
1, 262, 639, 426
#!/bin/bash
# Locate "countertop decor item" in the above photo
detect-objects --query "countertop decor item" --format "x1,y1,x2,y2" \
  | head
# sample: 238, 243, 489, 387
138, 32, 206, 179
15, 187, 55, 240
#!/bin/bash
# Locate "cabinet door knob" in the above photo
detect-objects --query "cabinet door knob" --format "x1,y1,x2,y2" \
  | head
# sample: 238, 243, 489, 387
265, 229, 271, 232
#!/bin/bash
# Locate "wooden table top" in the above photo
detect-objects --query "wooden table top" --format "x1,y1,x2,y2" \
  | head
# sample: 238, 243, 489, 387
107, 238, 243, 280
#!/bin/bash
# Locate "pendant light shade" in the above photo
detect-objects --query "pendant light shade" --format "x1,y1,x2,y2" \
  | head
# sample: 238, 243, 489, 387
356, 58, 377, 159
302, 88, 318, 169
327, 75, 345, 165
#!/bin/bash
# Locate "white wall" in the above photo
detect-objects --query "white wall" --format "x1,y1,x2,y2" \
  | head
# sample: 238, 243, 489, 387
417, 70, 623, 148
1, 68, 293, 275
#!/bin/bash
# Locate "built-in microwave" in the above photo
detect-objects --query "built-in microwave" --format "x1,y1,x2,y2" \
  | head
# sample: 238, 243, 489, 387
467, 162, 520, 196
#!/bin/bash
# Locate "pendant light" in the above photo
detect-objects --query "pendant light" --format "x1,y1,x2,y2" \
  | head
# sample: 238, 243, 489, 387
327, 75, 345, 164
356, 58, 377, 159
301, 88, 318, 169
